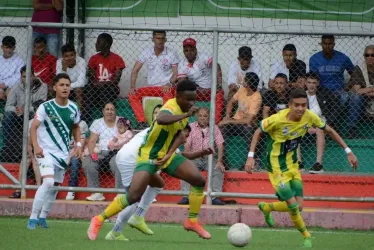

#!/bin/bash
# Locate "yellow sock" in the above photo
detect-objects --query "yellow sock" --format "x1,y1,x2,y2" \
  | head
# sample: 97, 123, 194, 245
98, 194, 128, 222
288, 203, 311, 238
188, 186, 204, 222
265, 201, 289, 212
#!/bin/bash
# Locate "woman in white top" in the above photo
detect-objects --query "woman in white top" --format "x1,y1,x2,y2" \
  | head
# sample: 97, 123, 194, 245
82, 102, 125, 201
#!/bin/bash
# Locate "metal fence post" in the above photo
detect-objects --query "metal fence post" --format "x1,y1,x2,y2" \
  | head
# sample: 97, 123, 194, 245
20, 25, 34, 199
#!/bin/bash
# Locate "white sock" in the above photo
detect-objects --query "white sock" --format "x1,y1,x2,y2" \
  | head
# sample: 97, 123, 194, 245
112, 203, 137, 233
29, 178, 54, 220
135, 186, 162, 217
39, 188, 58, 219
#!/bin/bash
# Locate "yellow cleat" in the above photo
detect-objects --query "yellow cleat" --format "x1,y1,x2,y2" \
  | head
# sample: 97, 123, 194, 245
105, 231, 129, 241
128, 215, 154, 235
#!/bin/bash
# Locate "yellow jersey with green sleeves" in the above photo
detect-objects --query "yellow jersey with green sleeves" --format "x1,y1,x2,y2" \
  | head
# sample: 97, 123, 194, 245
137, 98, 188, 169
260, 109, 326, 173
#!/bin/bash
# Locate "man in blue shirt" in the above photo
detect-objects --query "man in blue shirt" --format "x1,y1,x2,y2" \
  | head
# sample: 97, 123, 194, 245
310, 34, 364, 138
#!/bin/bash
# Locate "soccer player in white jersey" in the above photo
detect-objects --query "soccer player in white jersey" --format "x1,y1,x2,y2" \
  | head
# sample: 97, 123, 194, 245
27, 73, 81, 229
177, 38, 224, 122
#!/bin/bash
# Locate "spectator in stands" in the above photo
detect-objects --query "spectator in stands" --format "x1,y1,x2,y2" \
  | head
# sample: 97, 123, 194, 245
32, 36, 57, 97
262, 73, 290, 118
304, 72, 340, 174
295, 74, 307, 89
310, 34, 364, 138
177, 38, 224, 123
82, 102, 124, 201
227, 46, 264, 100
9, 118, 40, 198
0, 66, 47, 162
56, 43, 86, 108
32, 0, 63, 57
348, 45, 374, 118
178, 107, 225, 205
65, 119, 89, 200
0, 36, 24, 101
219, 72, 262, 167
85, 33, 125, 123
269, 44, 306, 89
129, 31, 179, 128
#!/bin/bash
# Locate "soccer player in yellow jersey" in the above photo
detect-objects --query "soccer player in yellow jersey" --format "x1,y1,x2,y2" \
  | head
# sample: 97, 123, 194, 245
245, 88, 358, 248
87, 79, 213, 240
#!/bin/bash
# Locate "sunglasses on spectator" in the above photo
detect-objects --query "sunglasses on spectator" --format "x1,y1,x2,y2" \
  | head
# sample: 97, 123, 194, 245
364, 54, 374, 57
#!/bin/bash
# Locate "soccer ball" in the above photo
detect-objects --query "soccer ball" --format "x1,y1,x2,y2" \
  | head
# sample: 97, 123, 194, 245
227, 223, 252, 247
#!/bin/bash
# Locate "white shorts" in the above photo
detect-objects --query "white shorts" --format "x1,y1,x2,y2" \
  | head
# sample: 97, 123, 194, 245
116, 150, 137, 188
37, 156, 66, 183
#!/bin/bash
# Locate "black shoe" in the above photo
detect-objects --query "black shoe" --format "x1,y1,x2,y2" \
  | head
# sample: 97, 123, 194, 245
9, 191, 21, 198
298, 161, 305, 172
177, 197, 189, 205
212, 198, 225, 205
309, 162, 324, 174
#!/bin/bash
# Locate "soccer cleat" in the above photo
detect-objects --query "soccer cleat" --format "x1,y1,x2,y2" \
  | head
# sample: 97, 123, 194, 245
87, 216, 104, 240
37, 218, 49, 228
183, 219, 211, 239
258, 202, 275, 227
303, 237, 313, 248
27, 219, 38, 230
128, 215, 154, 235
105, 231, 129, 241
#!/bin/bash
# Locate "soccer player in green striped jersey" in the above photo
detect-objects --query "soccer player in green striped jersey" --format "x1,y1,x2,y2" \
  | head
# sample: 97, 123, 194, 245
27, 73, 81, 229
245, 88, 358, 247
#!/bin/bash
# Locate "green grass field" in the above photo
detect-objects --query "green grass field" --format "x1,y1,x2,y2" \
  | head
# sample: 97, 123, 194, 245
1, 217, 373, 250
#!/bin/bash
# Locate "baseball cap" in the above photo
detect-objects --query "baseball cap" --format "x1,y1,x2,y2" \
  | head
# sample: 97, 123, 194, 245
183, 38, 197, 47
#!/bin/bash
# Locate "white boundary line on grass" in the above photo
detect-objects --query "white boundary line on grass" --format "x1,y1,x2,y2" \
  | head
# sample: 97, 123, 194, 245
36, 219, 374, 236
208, 0, 374, 15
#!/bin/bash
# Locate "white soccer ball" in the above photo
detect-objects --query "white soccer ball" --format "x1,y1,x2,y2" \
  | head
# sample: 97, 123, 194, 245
227, 223, 252, 247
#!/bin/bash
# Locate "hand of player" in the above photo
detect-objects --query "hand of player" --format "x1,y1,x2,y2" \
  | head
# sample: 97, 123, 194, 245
216, 161, 226, 173
187, 106, 199, 117
347, 152, 358, 171
34, 145, 44, 158
154, 153, 172, 166
244, 157, 255, 174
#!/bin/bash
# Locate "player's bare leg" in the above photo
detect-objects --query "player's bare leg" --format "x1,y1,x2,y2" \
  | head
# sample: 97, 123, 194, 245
172, 159, 211, 239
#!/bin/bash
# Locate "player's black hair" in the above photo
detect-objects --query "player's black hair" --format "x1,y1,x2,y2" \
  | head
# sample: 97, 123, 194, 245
153, 30, 166, 37
34, 36, 47, 45
53, 73, 71, 85
61, 43, 76, 54
289, 88, 308, 101
244, 72, 259, 91
274, 73, 288, 82
305, 72, 320, 82
283, 44, 297, 52
20, 65, 34, 75
2, 36, 16, 47
176, 79, 197, 94
322, 34, 335, 41
98, 33, 113, 47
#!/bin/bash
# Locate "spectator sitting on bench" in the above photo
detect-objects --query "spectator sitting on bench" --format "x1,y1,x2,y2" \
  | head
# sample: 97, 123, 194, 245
129, 30, 179, 128
0, 36, 24, 101
82, 102, 124, 201
348, 45, 374, 118
56, 43, 86, 108
0, 66, 47, 162
262, 73, 290, 118
219, 72, 262, 167
9, 118, 40, 198
178, 107, 225, 205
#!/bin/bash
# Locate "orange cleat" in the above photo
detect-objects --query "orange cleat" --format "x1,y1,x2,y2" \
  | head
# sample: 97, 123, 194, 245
183, 219, 211, 239
87, 216, 104, 240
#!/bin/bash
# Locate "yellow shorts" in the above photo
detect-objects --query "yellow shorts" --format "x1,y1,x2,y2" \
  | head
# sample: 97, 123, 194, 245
268, 167, 303, 201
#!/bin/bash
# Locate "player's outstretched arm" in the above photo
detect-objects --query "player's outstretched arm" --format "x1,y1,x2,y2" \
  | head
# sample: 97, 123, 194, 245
156, 106, 198, 125
324, 125, 358, 170
30, 119, 43, 158
245, 128, 263, 174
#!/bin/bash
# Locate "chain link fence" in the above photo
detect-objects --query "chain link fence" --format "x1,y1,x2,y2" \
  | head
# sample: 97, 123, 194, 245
0, 25, 373, 203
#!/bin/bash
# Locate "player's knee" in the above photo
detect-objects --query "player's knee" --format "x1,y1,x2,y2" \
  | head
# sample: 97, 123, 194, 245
190, 176, 205, 188
42, 177, 55, 189
127, 192, 142, 205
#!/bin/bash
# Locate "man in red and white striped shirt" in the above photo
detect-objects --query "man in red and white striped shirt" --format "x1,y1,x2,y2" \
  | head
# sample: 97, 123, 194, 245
178, 107, 226, 205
